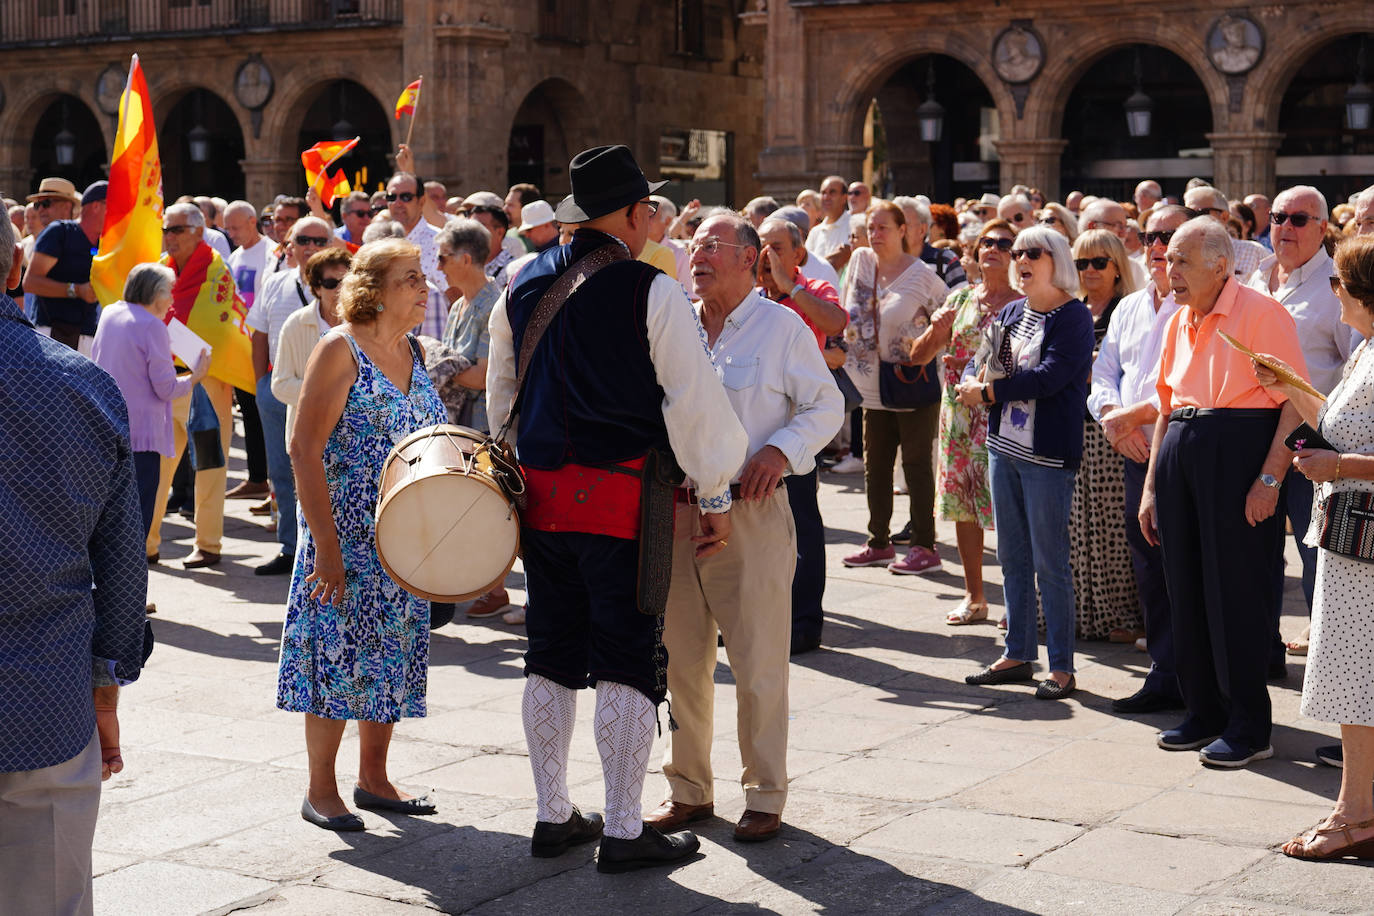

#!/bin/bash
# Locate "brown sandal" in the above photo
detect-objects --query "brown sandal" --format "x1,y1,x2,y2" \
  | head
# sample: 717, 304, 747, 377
1282, 816, 1374, 860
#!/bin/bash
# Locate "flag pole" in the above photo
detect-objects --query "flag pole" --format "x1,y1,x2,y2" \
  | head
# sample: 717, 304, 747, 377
403, 76, 422, 148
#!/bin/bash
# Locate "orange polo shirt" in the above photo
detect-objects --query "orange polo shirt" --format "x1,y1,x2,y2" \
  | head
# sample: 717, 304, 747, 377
1156, 278, 1310, 413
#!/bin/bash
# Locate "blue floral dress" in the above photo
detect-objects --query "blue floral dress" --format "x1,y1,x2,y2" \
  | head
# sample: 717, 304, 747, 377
276, 330, 446, 723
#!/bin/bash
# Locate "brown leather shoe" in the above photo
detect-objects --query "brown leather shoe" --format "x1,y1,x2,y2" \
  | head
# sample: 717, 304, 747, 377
226, 480, 270, 499
733, 809, 781, 843
466, 588, 510, 619
643, 800, 714, 831
248, 498, 274, 516
182, 549, 221, 569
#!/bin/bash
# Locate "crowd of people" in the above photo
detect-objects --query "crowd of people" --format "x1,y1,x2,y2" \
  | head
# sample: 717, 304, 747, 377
5, 150, 1374, 911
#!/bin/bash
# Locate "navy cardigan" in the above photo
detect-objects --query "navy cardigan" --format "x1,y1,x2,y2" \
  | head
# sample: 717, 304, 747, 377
963, 297, 1095, 470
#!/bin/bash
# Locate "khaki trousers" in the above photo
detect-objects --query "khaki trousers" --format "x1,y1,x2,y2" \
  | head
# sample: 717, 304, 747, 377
0, 730, 101, 916
145, 375, 234, 556
662, 488, 796, 815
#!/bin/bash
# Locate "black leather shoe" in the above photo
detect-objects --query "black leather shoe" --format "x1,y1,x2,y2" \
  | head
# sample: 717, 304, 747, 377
1112, 688, 1186, 714
531, 806, 604, 858
301, 797, 364, 832
1035, 675, 1076, 700
352, 785, 437, 815
254, 553, 294, 576
597, 823, 701, 874
790, 634, 822, 656
964, 661, 1033, 685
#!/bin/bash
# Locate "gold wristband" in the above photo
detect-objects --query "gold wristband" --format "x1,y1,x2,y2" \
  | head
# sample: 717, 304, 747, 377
1335, 453, 1342, 480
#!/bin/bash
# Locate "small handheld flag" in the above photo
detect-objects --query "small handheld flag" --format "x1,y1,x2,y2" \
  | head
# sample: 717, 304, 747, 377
395, 78, 422, 120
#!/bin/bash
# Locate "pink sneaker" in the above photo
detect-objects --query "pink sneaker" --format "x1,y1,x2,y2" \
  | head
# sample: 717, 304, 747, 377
842, 545, 897, 567
889, 546, 942, 576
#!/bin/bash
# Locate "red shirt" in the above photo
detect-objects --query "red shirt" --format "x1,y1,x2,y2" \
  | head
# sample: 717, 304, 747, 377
761, 275, 841, 350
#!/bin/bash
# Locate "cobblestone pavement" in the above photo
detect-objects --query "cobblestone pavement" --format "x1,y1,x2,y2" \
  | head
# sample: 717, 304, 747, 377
97, 442, 1368, 915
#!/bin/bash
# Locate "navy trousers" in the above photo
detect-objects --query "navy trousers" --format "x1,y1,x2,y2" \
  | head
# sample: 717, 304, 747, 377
1122, 457, 1181, 700
1154, 411, 1283, 748
785, 465, 826, 645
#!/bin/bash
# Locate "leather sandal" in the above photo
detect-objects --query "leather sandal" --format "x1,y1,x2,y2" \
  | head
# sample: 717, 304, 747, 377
1283, 816, 1374, 861
946, 601, 989, 626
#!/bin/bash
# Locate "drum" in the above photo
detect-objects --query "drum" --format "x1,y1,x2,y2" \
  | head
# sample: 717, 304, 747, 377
375, 424, 520, 602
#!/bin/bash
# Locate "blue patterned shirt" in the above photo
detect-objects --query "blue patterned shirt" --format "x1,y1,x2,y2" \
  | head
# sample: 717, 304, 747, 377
0, 294, 148, 771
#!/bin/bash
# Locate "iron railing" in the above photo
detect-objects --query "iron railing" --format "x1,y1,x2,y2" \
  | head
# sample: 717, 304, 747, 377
1, 0, 402, 47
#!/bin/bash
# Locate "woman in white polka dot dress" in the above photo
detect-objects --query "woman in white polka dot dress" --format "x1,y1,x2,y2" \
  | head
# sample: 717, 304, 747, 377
1253, 234, 1374, 862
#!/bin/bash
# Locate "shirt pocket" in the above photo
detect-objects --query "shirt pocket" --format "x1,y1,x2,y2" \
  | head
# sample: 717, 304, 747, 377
721, 354, 760, 390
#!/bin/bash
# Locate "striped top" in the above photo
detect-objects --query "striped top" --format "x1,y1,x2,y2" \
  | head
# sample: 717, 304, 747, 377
988, 305, 1067, 468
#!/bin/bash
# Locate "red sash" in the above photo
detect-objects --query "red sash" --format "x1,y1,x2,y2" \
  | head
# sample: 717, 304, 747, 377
521, 456, 645, 540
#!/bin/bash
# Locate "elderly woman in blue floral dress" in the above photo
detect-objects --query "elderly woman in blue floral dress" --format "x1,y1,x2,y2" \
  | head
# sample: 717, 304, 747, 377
277, 237, 447, 831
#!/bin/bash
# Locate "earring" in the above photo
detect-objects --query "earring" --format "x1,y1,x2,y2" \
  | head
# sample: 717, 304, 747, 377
376, 303, 385, 313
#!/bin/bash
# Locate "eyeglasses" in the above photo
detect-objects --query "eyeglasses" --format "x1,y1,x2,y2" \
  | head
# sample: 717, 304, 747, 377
294, 235, 329, 247
846, 188, 865, 196
1271, 211, 1314, 228
385, 192, 417, 203
163, 224, 191, 234
688, 239, 749, 257
1075, 256, 1112, 271
978, 237, 1015, 252
1329, 274, 1345, 294
273, 214, 297, 225
1011, 212, 1025, 223
1011, 248, 1045, 261
35, 199, 58, 209
1187, 206, 1228, 219
1143, 230, 1176, 247
635, 199, 659, 215
317, 276, 344, 291
369, 205, 386, 215
347, 210, 372, 219
1038, 216, 1059, 226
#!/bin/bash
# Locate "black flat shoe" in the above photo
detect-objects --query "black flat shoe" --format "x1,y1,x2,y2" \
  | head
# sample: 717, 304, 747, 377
353, 785, 437, 815
254, 553, 294, 576
1111, 688, 1185, 714
301, 797, 364, 832
597, 823, 701, 874
1035, 676, 1076, 700
964, 661, 1033, 685
531, 806, 605, 858
890, 522, 913, 545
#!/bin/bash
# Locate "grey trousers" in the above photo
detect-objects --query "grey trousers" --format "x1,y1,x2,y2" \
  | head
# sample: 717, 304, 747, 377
0, 729, 101, 916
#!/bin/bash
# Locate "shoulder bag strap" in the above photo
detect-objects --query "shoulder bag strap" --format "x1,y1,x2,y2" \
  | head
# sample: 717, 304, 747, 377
498, 242, 629, 440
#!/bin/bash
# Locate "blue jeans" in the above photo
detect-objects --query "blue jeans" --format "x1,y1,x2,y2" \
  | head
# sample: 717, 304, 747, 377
254, 375, 296, 555
989, 450, 1077, 674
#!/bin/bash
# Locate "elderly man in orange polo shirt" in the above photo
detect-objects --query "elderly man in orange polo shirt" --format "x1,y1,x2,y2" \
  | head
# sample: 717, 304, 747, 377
1138, 217, 1311, 769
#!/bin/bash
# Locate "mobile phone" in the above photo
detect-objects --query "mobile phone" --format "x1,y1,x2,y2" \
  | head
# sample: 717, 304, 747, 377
1284, 422, 1335, 452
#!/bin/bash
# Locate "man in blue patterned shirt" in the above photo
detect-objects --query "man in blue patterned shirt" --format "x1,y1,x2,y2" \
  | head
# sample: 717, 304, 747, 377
0, 211, 148, 915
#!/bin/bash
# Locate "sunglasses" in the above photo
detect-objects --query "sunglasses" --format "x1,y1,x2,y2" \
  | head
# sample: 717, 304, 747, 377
347, 209, 372, 219
1144, 230, 1176, 247
1075, 256, 1112, 271
1011, 212, 1025, 223
1038, 216, 1060, 226
1329, 275, 1347, 294
369, 205, 386, 215
846, 188, 865, 196
978, 237, 1015, 252
1187, 206, 1228, 219
385, 191, 417, 203
1271, 211, 1314, 227
35, 199, 59, 209
1012, 247, 1045, 260
293, 235, 329, 247
317, 276, 343, 291
163, 224, 191, 234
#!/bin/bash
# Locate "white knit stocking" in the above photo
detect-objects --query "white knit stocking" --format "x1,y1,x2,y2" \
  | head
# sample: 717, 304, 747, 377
594, 680, 656, 840
522, 674, 576, 824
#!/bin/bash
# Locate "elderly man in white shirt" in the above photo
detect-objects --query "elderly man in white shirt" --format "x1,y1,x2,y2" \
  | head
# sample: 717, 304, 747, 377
805, 175, 853, 273
1080, 198, 1151, 289
1089, 204, 1190, 715
1245, 185, 1354, 646
645, 212, 843, 845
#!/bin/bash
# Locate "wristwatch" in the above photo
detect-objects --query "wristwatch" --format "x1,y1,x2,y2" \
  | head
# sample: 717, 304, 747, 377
790, 281, 807, 300
980, 385, 992, 404
1259, 473, 1281, 489
66, 281, 76, 298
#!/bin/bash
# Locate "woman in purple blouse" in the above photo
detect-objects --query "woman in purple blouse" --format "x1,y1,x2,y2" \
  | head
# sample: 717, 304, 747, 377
92, 263, 210, 539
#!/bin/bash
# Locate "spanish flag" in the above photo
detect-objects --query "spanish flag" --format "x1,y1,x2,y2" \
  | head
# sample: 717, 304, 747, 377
161, 244, 254, 392
91, 54, 163, 307
395, 78, 422, 119
301, 138, 357, 207
303, 137, 358, 168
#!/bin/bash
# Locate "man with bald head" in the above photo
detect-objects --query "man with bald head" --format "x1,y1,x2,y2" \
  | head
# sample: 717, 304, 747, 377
847, 181, 872, 215
996, 194, 1032, 233
1139, 217, 1309, 768
1245, 194, 1272, 249
1065, 190, 1084, 215
1081, 198, 1150, 287
806, 176, 852, 273
1134, 180, 1163, 216
1184, 186, 1267, 280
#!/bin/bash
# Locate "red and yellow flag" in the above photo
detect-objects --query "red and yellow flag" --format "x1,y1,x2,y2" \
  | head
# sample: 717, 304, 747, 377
161, 244, 254, 392
395, 78, 422, 119
91, 54, 163, 307
301, 138, 357, 208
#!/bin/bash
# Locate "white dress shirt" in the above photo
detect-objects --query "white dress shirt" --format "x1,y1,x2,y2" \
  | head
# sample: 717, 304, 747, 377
1245, 247, 1353, 396
701, 290, 845, 479
1088, 283, 1180, 431
806, 215, 851, 259
487, 271, 747, 512
246, 269, 311, 364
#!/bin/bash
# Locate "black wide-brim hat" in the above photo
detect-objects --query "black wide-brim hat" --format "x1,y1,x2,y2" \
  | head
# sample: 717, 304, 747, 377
554, 144, 668, 223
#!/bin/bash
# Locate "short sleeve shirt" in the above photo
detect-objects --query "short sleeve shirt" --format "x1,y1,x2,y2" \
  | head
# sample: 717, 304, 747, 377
770, 275, 841, 351
33, 220, 97, 333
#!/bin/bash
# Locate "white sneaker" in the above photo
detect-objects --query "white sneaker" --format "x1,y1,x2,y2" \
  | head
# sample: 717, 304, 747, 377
831, 455, 865, 474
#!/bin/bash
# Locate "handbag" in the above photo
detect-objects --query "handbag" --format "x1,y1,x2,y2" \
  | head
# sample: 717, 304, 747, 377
186, 383, 225, 471
871, 284, 940, 409
831, 367, 862, 414
1318, 490, 1374, 563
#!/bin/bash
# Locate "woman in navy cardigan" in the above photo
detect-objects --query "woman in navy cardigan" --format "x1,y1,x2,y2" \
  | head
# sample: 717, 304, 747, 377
955, 226, 1095, 699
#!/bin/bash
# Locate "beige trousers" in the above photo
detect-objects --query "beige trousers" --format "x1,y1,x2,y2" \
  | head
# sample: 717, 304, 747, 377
0, 729, 101, 916
145, 375, 234, 556
662, 488, 796, 815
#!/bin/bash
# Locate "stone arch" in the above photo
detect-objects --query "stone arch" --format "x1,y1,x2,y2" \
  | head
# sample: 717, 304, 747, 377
149, 79, 253, 158
0, 76, 114, 192
156, 87, 247, 200
1245, 13, 1374, 133
505, 77, 596, 197
259, 62, 397, 163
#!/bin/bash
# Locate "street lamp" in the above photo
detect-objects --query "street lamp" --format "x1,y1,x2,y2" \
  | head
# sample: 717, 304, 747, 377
1125, 49, 1153, 138
916, 59, 944, 143
332, 117, 355, 141
54, 128, 77, 167
187, 124, 211, 163
1346, 40, 1373, 131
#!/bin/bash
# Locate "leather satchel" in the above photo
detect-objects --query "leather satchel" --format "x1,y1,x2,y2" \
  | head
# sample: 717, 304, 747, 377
1318, 490, 1374, 563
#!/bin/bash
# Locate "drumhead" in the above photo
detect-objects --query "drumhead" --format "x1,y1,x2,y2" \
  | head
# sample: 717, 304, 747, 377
375, 472, 519, 601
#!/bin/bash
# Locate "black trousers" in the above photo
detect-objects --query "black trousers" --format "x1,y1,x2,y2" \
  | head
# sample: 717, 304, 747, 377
1154, 411, 1282, 747
235, 387, 268, 484
1122, 457, 1181, 699
785, 465, 825, 644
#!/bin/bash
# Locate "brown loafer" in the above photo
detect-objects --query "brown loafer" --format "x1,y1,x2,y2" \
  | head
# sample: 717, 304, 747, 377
643, 799, 714, 831
734, 809, 781, 843
466, 588, 510, 619
226, 480, 270, 499
248, 498, 274, 516
182, 549, 221, 569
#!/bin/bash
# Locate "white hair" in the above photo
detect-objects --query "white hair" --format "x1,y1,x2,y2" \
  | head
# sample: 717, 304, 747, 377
650, 195, 676, 220
893, 196, 930, 227
123, 262, 175, 306
164, 201, 204, 227
1276, 184, 1329, 221
224, 200, 257, 222
362, 218, 407, 243
1009, 225, 1079, 296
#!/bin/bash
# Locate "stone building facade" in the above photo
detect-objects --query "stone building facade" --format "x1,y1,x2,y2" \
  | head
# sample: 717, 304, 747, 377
755, 0, 1374, 203
0, 1, 765, 208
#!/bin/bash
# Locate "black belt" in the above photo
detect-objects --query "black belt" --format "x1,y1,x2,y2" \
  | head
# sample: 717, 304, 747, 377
675, 481, 783, 505
1169, 407, 1279, 421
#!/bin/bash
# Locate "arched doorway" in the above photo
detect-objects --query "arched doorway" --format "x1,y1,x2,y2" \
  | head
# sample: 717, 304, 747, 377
296, 80, 391, 198
161, 89, 245, 200
28, 95, 107, 194
1060, 44, 1213, 201
1276, 33, 1374, 204
508, 79, 588, 197
866, 55, 998, 202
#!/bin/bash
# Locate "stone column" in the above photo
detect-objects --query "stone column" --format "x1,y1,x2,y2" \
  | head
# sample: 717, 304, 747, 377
1206, 132, 1283, 198
0, 164, 35, 198
240, 158, 297, 207
992, 138, 1067, 200
755, 0, 813, 198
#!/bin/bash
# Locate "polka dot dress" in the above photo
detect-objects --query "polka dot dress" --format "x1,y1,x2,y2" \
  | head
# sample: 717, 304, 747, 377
1301, 342, 1374, 726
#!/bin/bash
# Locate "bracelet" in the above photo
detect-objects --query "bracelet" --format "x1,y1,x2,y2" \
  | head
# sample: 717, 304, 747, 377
790, 281, 806, 300
1335, 453, 1342, 480
980, 384, 992, 404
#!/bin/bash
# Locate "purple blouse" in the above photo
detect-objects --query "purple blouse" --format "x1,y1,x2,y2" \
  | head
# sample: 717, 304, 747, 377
91, 302, 194, 456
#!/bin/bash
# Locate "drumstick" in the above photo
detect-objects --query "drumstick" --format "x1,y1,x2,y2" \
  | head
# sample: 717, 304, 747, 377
1217, 330, 1326, 401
